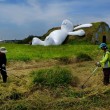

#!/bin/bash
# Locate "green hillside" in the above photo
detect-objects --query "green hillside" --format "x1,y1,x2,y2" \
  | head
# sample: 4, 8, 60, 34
21, 21, 110, 44
37, 21, 110, 44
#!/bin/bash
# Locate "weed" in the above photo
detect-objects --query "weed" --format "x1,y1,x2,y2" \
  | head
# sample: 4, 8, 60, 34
9, 91, 22, 100
56, 56, 72, 65
30, 66, 78, 88
12, 103, 27, 110
76, 52, 93, 62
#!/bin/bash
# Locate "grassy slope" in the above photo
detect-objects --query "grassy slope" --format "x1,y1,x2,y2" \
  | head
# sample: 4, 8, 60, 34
0, 43, 99, 61
0, 43, 110, 110
37, 21, 110, 45
21, 21, 110, 44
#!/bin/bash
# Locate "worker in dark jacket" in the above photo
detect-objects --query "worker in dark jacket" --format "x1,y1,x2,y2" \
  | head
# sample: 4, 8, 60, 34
0, 47, 7, 83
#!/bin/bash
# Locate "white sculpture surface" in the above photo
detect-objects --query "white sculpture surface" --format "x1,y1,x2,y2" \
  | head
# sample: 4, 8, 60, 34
32, 19, 92, 46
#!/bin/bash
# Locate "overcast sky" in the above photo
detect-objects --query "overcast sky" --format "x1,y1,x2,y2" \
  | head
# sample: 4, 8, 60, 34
0, 0, 110, 40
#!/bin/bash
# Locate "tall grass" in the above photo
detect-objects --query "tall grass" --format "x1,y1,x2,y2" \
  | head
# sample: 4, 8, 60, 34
30, 66, 78, 88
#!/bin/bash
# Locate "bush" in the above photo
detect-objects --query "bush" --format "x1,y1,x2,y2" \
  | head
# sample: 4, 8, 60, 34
30, 66, 77, 88
12, 104, 27, 110
56, 56, 72, 65
9, 91, 22, 100
76, 53, 92, 62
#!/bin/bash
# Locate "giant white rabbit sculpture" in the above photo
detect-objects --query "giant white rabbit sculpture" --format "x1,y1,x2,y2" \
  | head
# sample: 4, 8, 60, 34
32, 19, 92, 46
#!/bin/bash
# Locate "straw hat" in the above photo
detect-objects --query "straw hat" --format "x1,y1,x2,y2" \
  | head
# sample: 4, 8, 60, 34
0, 47, 7, 53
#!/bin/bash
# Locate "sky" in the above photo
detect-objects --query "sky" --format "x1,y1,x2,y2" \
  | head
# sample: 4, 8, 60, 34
0, 0, 110, 40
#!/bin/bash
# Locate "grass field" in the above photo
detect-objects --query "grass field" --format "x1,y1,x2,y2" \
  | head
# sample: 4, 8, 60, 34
0, 43, 110, 110
0, 42, 100, 61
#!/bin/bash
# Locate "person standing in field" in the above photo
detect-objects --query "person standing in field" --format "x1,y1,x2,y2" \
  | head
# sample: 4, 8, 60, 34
96, 43, 110, 85
0, 47, 8, 83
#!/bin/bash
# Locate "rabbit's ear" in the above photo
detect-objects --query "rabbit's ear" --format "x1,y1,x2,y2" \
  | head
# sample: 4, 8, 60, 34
74, 24, 92, 30
68, 29, 85, 36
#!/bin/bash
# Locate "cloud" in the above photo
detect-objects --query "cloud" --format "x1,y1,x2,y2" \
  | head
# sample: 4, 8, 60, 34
0, 0, 68, 25
0, 0, 110, 40
0, 0, 5, 1
0, 0, 110, 25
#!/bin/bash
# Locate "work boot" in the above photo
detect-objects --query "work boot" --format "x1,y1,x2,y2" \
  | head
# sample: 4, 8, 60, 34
3, 75, 7, 83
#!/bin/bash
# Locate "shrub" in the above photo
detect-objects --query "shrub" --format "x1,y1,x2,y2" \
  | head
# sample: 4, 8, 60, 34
30, 66, 78, 88
9, 91, 22, 100
12, 103, 27, 110
56, 56, 72, 65
76, 53, 92, 62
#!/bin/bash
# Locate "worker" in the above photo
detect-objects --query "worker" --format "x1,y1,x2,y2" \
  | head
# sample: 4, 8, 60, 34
96, 43, 110, 85
0, 47, 8, 83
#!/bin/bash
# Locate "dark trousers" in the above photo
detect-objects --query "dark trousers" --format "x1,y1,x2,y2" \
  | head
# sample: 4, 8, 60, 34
0, 67, 7, 83
103, 68, 110, 85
